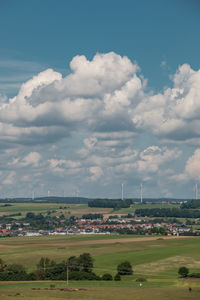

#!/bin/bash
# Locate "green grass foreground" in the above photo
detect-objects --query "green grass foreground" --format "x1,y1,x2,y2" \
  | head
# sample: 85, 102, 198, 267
0, 235, 200, 299
0, 281, 200, 300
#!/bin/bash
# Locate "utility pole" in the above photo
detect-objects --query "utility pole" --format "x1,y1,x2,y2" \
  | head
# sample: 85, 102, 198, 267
66, 263, 69, 286
121, 183, 124, 201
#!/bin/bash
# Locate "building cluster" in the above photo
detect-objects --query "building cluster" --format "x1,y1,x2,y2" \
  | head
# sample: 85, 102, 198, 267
66, 217, 192, 235
0, 216, 197, 237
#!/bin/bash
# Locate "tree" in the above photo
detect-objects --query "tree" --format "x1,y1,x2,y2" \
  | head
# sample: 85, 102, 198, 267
5, 264, 28, 280
26, 212, 35, 219
0, 258, 6, 271
67, 256, 80, 272
178, 266, 189, 278
79, 253, 93, 273
117, 261, 133, 275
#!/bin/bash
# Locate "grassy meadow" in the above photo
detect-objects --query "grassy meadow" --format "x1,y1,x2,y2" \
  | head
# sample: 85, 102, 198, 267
116, 202, 180, 214
0, 203, 112, 217
0, 235, 200, 299
0, 284, 200, 300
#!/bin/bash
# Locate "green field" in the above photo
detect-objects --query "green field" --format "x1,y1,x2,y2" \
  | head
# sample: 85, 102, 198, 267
1, 236, 200, 274
0, 203, 112, 217
0, 235, 200, 299
0, 283, 199, 300
0, 202, 180, 217
116, 203, 180, 214
0, 283, 200, 300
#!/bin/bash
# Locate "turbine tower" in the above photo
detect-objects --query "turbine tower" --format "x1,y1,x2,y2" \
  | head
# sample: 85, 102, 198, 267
140, 183, 143, 204
195, 183, 198, 200
121, 183, 124, 201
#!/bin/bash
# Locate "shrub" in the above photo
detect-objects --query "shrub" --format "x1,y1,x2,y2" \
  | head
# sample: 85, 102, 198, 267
178, 266, 189, 278
102, 273, 113, 281
69, 271, 100, 280
117, 261, 133, 275
188, 273, 200, 278
135, 277, 147, 282
114, 273, 121, 281
26, 272, 37, 281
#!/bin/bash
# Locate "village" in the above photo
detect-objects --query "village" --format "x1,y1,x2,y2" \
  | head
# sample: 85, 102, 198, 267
0, 214, 195, 237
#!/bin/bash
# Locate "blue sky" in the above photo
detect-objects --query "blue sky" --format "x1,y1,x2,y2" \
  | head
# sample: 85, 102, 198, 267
0, 0, 200, 198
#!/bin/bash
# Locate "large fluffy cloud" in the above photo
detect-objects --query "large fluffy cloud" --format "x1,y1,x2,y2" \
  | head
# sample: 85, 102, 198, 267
2, 53, 200, 147
132, 64, 200, 143
0, 52, 144, 146
1, 52, 200, 197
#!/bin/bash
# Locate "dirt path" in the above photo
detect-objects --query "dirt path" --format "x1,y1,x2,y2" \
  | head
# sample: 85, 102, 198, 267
0, 235, 198, 248
54, 235, 197, 246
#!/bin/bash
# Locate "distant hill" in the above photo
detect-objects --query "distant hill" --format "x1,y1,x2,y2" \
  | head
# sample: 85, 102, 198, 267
0, 197, 90, 204
35, 196, 90, 204
0, 197, 193, 204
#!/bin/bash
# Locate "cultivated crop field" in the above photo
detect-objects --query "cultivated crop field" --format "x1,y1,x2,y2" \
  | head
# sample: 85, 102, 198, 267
0, 235, 200, 299
0, 203, 112, 217
0, 201, 179, 218
116, 202, 180, 214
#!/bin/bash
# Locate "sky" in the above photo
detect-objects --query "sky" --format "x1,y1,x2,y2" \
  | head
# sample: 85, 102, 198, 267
0, 0, 200, 199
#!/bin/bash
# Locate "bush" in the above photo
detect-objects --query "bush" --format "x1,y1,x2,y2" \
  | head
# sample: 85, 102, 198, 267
189, 273, 200, 278
114, 273, 121, 281
135, 277, 147, 282
117, 261, 133, 275
178, 266, 189, 278
102, 273, 113, 281
69, 271, 100, 280
26, 272, 37, 281
1, 264, 29, 281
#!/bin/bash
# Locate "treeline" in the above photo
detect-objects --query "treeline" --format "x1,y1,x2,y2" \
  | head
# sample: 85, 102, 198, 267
82, 213, 103, 219
88, 199, 132, 209
135, 208, 200, 218
181, 199, 200, 209
0, 254, 131, 281
35, 197, 89, 204
36, 253, 100, 281
0, 197, 89, 204
0, 254, 97, 281
101, 226, 167, 235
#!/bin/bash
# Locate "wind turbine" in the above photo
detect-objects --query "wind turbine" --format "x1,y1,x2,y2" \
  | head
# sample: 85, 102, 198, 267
195, 183, 198, 200
121, 183, 124, 201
